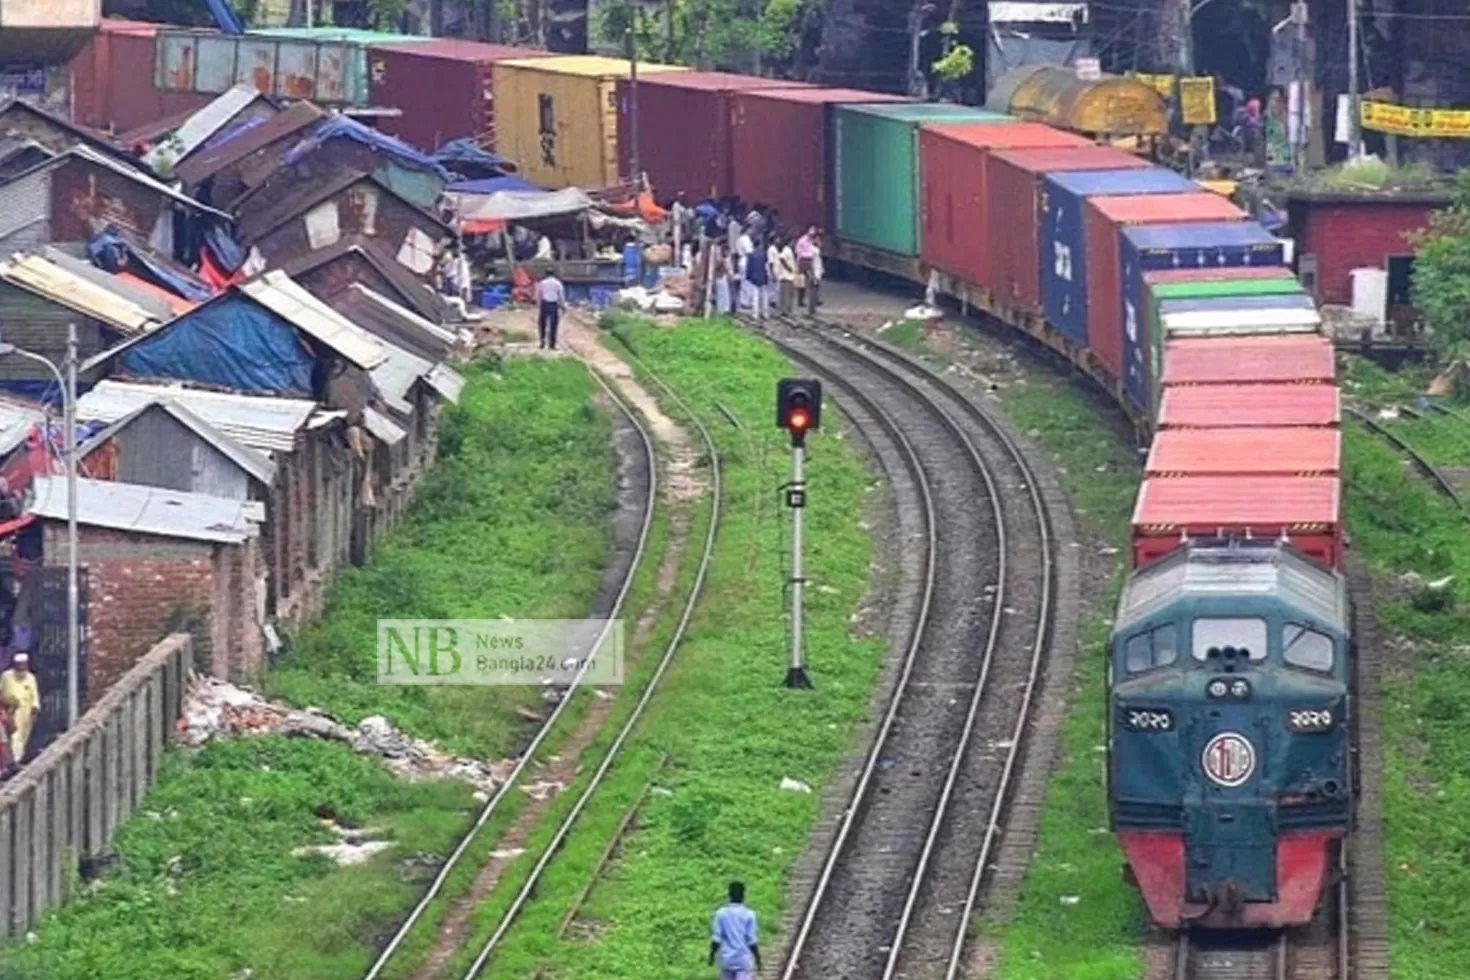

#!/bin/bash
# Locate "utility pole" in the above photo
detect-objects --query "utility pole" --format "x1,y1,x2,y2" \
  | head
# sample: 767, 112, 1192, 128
1174, 0, 1193, 76
64, 324, 78, 727
1346, 0, 1361, 157
907, 3, 934, 99
626, 9, 640, 193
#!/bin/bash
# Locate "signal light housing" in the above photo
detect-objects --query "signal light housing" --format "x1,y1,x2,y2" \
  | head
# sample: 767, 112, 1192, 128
777, 378, 823, 447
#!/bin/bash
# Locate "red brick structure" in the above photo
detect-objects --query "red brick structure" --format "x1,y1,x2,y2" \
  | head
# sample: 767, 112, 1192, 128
1287, 189, 1451, 322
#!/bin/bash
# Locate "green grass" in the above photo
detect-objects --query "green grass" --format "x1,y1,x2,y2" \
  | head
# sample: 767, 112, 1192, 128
438, 317, 886, 980
834, 318, 1150, 975
2, 358, 622, 980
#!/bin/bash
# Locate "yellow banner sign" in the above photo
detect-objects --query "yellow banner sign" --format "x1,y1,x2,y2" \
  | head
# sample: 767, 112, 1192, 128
1361, 99, 1470, 138
1179, 76, 1217, 126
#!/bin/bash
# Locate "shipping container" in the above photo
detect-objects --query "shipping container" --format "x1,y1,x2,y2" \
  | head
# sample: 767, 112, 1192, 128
834, 103, 1010, 257
1040, 167, 1196, 347
1158, 306, 1321, 346
1145, 427, 1341, 477
1161, 335, 1336, 386
1143, 266, 1295, 287
731, 87, 910, 236
990, 65, 1169, 136
492, 55, 687, 190
1082, 192, 1247, 402
1158, 383, 1341, 430
1160, 293, 1316, 315
368, 40, 551, 152
70, 20, 214, 133
1116, 220, 1283, 410
0, 0, 98, 62
615, 72, 802, 204
919, 121, 1090, 290
1131, 475, 1342, 569
154, 28, 434, 105
1149, 277, 1303, 301
986, 145, 1149, 314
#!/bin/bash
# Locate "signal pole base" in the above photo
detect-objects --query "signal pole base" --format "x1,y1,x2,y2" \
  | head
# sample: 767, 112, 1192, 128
784, 665, 813, 689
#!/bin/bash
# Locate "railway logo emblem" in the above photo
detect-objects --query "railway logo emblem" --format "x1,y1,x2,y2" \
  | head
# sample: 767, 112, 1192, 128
1201, 731, 1255, 787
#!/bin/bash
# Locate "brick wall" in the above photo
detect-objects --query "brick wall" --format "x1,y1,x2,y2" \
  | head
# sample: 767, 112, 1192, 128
1291, 196, 1443, 306
42, 523, 216, 705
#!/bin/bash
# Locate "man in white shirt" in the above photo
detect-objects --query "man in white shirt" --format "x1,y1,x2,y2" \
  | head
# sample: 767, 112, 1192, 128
734, 229, 755, 311
537, 272, 565, 350
773, 235, 798, 315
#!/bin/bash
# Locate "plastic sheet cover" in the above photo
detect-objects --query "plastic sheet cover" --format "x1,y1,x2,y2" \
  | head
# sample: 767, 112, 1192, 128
283, 116, 453, 181
434, 138, 513, 179
447, 175, 543, 195
118, 296, 314, 396
87, 226, 215, 302
446, 187, 592, 222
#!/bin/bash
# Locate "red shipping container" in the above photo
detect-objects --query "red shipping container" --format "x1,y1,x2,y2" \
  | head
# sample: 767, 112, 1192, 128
617, 73, 802, 203
1146, 427, 1340, 477
70, 20, 213, 134
1158, 383, 1341, 429
1131, 475, 1342, 569
986, 146, 1149, 311
369, 40, 549, 153
732, 87, 909, 235
1162, 335, 1336, 385
1083, 191, 1248, 384
919, 122, 1090, 288
1144, 266, 1296, 287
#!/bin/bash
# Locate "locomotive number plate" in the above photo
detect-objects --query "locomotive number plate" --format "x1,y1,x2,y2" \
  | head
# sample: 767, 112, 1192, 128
1201, 731, 1256, 788
1125, 709, 1172, 731
1288, 708, 1334, 732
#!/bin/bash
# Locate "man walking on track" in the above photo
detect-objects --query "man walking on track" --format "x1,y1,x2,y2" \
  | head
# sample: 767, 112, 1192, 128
709, 880, 761, 980
537, 271, 565, 350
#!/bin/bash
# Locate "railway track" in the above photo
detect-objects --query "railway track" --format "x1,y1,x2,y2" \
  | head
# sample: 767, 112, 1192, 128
453, 342, 724, 978
361, 358, 717, 980
759, 316, 1057, 980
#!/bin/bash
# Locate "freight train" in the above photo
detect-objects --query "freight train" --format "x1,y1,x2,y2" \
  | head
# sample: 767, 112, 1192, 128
80, 29, 1350, 931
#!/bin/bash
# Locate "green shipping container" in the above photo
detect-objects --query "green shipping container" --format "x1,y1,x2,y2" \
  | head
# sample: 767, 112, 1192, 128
835, 103, 1011, 257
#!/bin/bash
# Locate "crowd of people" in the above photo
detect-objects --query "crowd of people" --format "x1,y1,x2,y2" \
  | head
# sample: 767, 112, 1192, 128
672, 197, 827, 321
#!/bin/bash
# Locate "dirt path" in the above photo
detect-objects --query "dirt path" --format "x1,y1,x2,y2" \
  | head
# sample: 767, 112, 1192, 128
410, 314, 707, 980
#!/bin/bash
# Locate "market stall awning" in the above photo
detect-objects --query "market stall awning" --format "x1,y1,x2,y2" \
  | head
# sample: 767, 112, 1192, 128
446, 187, 594, 233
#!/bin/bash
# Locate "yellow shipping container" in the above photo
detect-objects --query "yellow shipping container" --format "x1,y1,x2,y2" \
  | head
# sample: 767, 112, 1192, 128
493, 55, 687, 189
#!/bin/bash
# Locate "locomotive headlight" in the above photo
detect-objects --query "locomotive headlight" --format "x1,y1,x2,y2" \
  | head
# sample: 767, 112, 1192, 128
1287, 707, 1336, 733
1230, 679, 1251, 699
1122, 707, 1173, 732
1208, 679, 1229, 698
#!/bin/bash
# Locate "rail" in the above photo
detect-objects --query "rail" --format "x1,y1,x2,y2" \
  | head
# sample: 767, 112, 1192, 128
1344, 403, 1466, 507
362, 368, 658, 980
457, 339, 724, 978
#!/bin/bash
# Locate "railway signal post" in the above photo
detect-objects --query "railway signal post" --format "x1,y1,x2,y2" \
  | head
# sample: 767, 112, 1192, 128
777, 378, 822, 689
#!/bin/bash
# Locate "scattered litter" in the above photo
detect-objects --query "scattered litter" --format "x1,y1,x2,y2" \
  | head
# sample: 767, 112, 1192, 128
180, 675, 512, 793
522, 780, 566, 801
903, 304, 944, 322
615, 285, 687, 315
780, 777, 812, 794
489, 848, 526, 860
1376, 406, 1400, 421
1060, 895, 1080, 906
650, 786, 675, 797
292, 821, 393, 866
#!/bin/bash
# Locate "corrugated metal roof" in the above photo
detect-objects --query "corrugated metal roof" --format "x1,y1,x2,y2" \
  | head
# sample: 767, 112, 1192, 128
498, 54, 688, 77
1160, 306, 1322, 339
0, 253, 166, 335
174, 101, 328, 185
426, 363, 464, 404
241, 271, 388, 370
353, 286, 464, 405
1132, 475, 1341, 528
143, 85, 271, 171
76, 380, 321, 453
1123, 220, 1277, 250
362, 406, 406, 445
64, 144, 233, 219
1116, 543, 1348, 635
1047, 168, 1196, 195
79, 398, 277, 486
1146, 428, 1341, 477
28, 475, 264, 544
0, 396, 46, 456
1162, 336, 1336, 385
37, 247, 178, 321
369, 343, 425, 414
346, 282, 456, 354
1089, 191, 1245, 223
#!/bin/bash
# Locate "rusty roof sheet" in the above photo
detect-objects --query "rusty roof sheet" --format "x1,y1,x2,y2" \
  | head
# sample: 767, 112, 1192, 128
0, 253, 168, 334
282, 235, 447, 324
1146, 427, 1341, 477
76, 379, 328, 453
173, 101, 328, 185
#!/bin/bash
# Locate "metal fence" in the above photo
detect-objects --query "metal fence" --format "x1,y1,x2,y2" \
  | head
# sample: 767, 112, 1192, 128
0, 633, 192, 938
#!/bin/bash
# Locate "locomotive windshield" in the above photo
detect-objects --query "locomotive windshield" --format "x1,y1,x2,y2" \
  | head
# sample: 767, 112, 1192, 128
1125, 623, 1178, 672
1191, 617, 1267, 660
1282, 623, 1334, 670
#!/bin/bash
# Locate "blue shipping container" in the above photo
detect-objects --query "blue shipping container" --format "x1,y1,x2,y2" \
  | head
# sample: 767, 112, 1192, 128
1156, 293, 1315, 315
1040, 167, 1196, 347
1119, 222, 1285, 412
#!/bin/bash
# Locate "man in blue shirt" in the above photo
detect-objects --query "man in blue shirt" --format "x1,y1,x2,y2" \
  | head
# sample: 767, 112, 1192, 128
709, 880, 761, 980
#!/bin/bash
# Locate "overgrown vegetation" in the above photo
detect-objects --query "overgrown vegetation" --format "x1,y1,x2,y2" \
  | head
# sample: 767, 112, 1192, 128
876, 320, 1148, 977
1411, 171, 1470, 361
2, 358, 618, 980
443, 317, 886, 979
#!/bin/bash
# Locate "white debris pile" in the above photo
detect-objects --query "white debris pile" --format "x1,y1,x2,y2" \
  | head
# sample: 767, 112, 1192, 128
614, 285, 686, 314
179, 675, 513, 793
292, 820, 394, 867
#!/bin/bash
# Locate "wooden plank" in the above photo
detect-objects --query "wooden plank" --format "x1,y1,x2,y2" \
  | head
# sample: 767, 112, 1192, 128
13, 787, 31, 934
30, 774, 50, 917
102, 715, 120, 845
85, 730, 102, 855
65, 748, 82, 898
0, 806, 13, 940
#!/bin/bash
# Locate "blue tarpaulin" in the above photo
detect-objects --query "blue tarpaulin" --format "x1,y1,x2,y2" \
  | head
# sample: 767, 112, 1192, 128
202, 115, 267, 154
87, 226, 215, 302
447, 175, 542, 195
283, 116, 453, 181
203, 224, 247, 274
117, 295, 313, 396
434, 138, 512, 178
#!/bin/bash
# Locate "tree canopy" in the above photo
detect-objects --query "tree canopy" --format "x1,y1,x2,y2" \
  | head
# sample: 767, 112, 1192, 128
1411, 170, 1470, 361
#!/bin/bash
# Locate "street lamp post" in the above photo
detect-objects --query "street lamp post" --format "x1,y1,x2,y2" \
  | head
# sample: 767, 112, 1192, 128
0, 324, 80, 727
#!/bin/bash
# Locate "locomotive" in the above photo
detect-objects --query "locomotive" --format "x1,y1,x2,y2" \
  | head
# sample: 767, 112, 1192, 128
1109, 541, 1351, 928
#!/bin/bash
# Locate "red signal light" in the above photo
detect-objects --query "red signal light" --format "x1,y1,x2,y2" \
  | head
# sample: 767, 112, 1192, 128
788, 408, 810, 431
